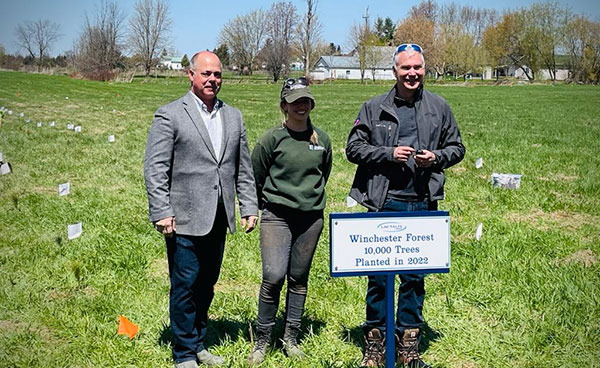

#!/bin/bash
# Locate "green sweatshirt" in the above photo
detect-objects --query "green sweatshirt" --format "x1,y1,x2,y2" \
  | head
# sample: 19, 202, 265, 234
251, 122, 332, 211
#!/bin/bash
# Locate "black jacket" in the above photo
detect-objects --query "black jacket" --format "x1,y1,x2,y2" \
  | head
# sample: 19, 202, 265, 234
346, 85, 465, 211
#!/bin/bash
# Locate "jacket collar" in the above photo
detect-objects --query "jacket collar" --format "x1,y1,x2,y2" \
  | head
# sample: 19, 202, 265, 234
380, 84, 424, 123
182, 92, 229, 162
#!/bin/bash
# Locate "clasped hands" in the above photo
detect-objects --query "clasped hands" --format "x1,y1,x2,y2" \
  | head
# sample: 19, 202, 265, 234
393, 146, 436, 168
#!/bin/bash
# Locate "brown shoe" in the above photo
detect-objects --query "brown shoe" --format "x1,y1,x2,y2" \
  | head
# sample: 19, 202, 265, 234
361, 328, 385, 367
396, 328, 431, 368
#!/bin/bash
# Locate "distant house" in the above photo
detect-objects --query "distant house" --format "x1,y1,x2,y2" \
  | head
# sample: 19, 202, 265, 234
312, 46, 396, 81
290, 60, 304, 71
482, 56, 571, 81
161, 56, 184, 70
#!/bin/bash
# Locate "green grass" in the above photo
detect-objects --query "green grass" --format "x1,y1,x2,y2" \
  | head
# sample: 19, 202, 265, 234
0, 70, 599, 367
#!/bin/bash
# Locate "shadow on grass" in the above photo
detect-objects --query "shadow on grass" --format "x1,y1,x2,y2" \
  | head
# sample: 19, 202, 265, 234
157, 319, 249, 349
158, 316, 327, 349
343, 322, 441, 352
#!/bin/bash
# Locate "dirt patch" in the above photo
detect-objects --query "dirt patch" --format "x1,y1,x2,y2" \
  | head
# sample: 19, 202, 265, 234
456, 362, 479, 368
537, 174, 578, 182
558, 249, 598, 267
452, 166, 467, 174
0, 320, 56, 342
555, 174, 578, 182
31, 186, 57, 195
49, 290, 69, 300
508, 208, 597, 231
49, 286, 99, 300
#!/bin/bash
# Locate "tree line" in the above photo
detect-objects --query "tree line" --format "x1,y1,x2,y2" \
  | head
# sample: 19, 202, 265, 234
214, 0, 599, 84
379, 0, 598, 83
216, 0, 327, 82
2, 0, 599, 83
4, 0, 172, 80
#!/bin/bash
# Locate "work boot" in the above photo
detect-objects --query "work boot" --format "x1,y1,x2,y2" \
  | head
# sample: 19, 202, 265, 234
396, 328, 431, 368
360, 328, 385, 367
282, 323, 306, 359
196, 349, 225, 366
247, 325, 272, 365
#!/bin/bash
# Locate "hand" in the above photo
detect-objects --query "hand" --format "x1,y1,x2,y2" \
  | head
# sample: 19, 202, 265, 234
393, 146, 415, 163
241, 215, 258, 233
154, 216, 175, 237
414, 150, 436, 168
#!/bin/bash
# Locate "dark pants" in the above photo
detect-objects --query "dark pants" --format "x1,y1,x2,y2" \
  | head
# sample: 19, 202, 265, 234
166, 205, 227, 363
256, 206, 324, 329
364, 199, 437, 337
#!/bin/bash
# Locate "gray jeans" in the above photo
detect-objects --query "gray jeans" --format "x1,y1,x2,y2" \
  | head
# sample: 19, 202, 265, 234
256, 205, 324, 328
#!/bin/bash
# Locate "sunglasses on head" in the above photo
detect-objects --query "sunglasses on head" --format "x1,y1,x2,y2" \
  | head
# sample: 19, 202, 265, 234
283, 77, 309, 89
395, 43, 423, 54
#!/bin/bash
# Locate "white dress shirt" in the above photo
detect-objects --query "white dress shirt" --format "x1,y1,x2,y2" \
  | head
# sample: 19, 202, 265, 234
191, 92, 223, 157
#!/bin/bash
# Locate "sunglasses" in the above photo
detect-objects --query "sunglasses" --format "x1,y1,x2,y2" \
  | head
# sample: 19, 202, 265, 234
395, 43, 423, 54
283, 77, 309, 89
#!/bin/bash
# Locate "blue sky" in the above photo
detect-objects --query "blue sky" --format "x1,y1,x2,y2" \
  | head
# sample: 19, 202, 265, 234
1, 0, 598, 58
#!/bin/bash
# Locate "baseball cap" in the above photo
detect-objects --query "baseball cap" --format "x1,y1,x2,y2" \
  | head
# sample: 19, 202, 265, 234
280, 77, 315, 108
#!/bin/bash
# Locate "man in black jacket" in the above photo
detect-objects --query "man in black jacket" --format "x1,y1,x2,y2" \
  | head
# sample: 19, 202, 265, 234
346, 44, 465, 367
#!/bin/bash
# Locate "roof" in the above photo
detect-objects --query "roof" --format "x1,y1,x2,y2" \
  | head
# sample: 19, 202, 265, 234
316, 46, 396, 70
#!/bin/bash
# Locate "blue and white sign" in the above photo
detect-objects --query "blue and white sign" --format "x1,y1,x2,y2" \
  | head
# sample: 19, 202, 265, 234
330, 211, 450, 277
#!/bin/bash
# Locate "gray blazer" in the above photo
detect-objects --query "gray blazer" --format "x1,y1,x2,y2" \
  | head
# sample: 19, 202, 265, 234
144, 91, 258, 236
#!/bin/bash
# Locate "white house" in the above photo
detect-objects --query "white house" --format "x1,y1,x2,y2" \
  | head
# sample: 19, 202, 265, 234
312, 47, 397, 81
161, 56, 184, 70
482, 59, 570, 81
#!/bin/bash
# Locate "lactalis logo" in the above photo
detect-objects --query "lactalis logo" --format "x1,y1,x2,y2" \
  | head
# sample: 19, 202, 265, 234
377, 222, 407, 232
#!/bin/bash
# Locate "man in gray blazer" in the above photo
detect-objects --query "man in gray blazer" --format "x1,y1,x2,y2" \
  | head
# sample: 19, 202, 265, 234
144, 51, 258, 368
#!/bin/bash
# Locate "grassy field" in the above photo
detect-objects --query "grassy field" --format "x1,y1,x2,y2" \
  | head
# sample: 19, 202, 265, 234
0, 70, 599, 367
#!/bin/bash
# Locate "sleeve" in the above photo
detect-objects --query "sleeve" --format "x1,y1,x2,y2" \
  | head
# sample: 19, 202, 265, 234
144, 107, 175, 223
323, 136, 333, 185
235, 115, 259, 218
345, 102, 395, 165
250, 136, 272, 210
431, 103, 466, 170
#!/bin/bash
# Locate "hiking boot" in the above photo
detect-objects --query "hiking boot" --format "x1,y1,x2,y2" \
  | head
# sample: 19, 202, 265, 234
247, 325, 272, 365
174, 360, 198, 368
282, 324, 306, 359
396, 328, 431, 368
361, 328, 385, 367
196, 349, 225, 366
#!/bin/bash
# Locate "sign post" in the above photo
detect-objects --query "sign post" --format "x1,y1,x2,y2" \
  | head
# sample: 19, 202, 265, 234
330, 211, 450, 367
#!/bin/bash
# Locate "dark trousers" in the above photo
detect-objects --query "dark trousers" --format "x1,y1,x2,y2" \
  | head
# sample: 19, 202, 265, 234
166, 205, 227, 363
364, 199, 437, 337
256, 206, 324, 329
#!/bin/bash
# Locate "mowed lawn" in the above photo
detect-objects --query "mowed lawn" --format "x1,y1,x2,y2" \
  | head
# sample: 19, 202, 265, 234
0, 70, 598, 368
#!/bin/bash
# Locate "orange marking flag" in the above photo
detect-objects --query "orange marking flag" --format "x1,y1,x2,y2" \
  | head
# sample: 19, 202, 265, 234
117, 315, 139, 339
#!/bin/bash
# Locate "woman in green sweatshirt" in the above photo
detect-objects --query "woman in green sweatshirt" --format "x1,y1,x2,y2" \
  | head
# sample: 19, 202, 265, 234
247, 77, 332, 365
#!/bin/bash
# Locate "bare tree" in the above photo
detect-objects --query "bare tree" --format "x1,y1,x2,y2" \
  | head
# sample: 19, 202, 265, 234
15, 19, 61, 70
264, 2, 298, 82
563, 16, 600, 83
75, 1, 126, 80
365, 44, 392, 81
218, 9, 268, 75
129, 0, 172, 76
348, 18, 374, 84
296, 0, 324, 76
526, 1, 570, 81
